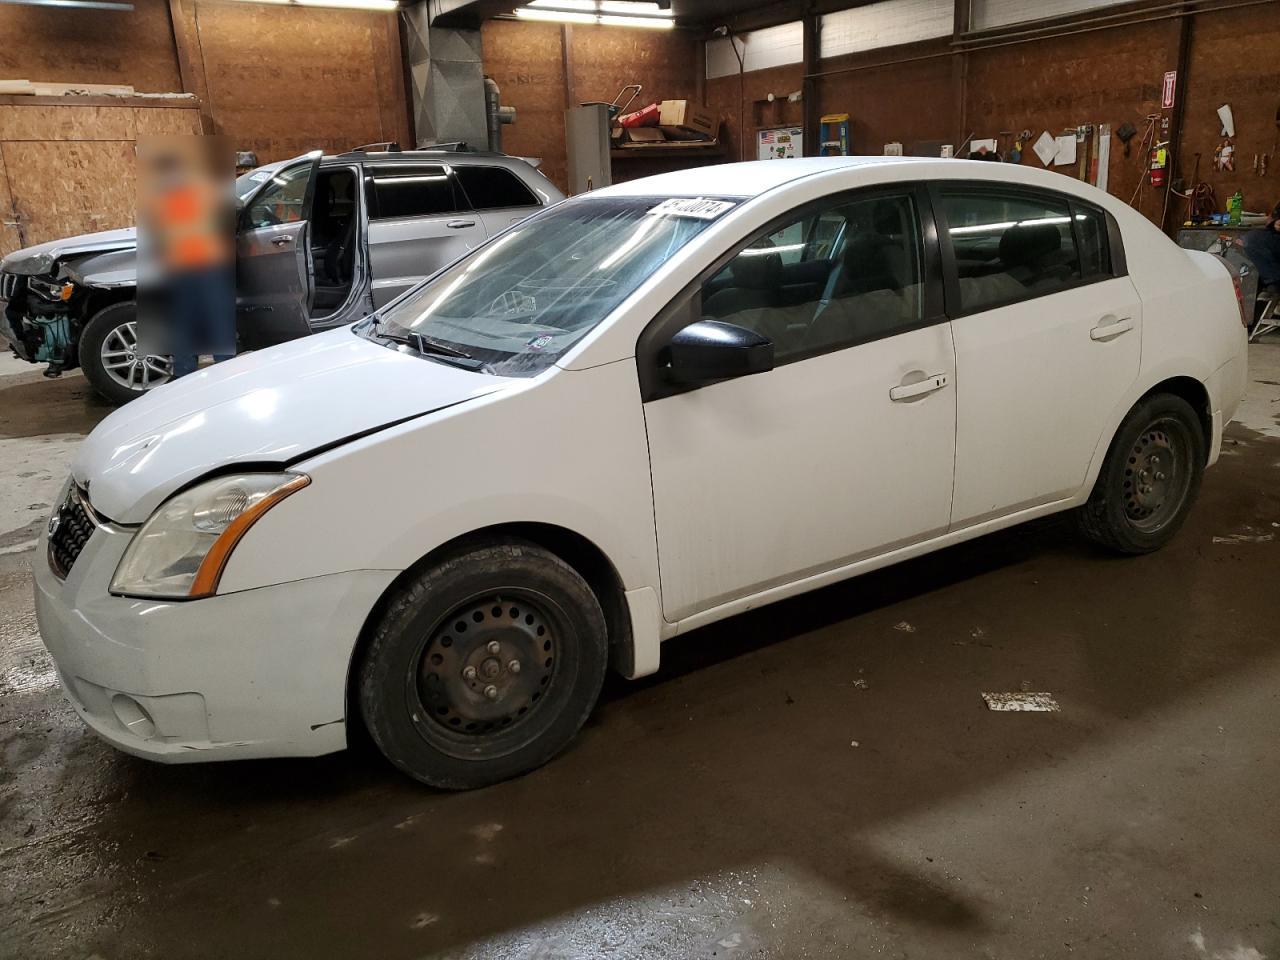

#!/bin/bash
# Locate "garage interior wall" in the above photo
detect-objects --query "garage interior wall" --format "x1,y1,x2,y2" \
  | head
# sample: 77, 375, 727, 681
707, 0, 1280, 230
479, 18, 701, 192
0, 0, 410, 258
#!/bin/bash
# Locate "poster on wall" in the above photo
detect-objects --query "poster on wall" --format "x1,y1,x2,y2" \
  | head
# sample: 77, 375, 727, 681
759, 127, 803, 160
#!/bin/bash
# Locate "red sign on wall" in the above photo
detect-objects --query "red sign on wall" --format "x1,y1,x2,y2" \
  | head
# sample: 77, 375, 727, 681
1162, 71, 1177, 110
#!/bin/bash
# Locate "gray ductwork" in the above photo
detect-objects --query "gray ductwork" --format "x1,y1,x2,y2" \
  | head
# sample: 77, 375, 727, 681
402, 5, 491, 149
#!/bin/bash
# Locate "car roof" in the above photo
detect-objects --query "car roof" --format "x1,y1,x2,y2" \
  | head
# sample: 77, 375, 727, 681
591, 156, 1094, 202
326, 150, 531, 168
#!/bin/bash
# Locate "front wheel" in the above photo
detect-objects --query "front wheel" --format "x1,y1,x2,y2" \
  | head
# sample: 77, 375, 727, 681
1074, 393, 1206, 554
358, 540, 608, 790
79, 301, 173, 405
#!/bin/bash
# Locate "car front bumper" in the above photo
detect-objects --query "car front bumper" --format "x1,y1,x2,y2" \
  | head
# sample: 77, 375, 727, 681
33, 514, 397, 763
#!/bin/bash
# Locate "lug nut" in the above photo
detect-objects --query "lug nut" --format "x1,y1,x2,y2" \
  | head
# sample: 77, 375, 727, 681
483, 684, 499, 701
1156, 472, 1166, 481
487, 641, 501, 655
507, 659, 521, 674
462, 665, 477, 680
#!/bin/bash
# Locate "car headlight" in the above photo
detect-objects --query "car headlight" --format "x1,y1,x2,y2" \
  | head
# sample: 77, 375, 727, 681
111, 473, 309, 600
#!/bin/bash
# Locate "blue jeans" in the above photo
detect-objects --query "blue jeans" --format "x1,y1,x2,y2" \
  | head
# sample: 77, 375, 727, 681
169, 265, 235, 378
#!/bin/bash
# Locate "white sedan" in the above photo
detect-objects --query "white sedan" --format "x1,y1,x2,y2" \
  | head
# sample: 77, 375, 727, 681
35, 157, 1248, 789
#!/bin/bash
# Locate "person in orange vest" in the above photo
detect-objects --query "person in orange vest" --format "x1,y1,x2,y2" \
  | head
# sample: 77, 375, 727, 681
139, 137, 234, 379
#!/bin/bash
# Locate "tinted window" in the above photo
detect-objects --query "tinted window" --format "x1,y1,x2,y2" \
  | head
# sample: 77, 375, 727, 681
455, 166, 539, 210
701, 192, 924, 362
1074, 203, 1112, 278
941, 190, 1082, 313
245, 164, 310, 229
370, 164, 459, 219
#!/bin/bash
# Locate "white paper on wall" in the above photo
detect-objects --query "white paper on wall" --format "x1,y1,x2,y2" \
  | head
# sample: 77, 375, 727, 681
1033, 131, 1058, 166
1053, 135, 1077, 166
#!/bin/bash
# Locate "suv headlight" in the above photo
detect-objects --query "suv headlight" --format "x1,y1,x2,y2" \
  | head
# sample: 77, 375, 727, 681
111, 473, 309, 599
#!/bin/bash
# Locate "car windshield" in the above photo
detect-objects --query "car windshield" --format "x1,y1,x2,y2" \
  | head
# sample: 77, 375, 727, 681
234, 165, 281, 203
363, 195, 735, 376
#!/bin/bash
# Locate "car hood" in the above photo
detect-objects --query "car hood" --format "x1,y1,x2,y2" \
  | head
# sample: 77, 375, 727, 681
72, 328, 511, 523
1, 227, 137, 276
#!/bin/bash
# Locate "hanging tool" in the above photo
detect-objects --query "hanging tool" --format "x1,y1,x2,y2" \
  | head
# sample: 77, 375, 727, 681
1009, 128, 1030, 163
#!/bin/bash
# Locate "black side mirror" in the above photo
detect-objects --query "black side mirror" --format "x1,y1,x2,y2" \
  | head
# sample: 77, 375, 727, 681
666, 319, 774, 385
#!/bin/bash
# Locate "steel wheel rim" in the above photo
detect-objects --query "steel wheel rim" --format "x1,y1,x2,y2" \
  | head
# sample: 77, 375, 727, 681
101, 320, 173, 392
1122, 416, 1193, 532
408, 589, 564, 760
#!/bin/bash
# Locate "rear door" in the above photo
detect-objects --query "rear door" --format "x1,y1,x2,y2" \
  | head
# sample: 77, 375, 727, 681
236, 152, 321, 347
365, 162, 485, 307
452, 164, 544, 236
936, 184, 1141, 526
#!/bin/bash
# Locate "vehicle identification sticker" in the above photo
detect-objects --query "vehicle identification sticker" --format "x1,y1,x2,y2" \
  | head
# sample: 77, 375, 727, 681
648, 197, 736, 220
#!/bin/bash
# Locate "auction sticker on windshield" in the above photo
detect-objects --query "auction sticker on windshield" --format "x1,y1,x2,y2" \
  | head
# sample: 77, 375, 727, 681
648, 197, 736, 220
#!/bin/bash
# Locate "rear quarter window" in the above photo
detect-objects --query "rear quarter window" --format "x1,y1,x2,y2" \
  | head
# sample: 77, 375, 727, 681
455, 166, 539, 210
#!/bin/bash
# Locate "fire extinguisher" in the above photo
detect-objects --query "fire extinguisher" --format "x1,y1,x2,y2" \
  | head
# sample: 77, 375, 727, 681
1149, 142, 1169, 188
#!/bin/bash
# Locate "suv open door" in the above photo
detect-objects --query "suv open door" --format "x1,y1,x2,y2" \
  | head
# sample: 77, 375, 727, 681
236, 151, 321, 348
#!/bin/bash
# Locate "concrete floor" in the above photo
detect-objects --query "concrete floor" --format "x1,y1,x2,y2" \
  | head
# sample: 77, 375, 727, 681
1, 344, 1278, 960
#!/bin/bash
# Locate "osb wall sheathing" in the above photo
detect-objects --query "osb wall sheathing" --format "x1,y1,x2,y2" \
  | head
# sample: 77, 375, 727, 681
481, 19, 702, 193
0, 103, 201, 259
187, 2, 410, 163
707, 63, 806, 166
963, 19, 1181, 226
1181, 3, 1280, 219
0, 0, 182, 93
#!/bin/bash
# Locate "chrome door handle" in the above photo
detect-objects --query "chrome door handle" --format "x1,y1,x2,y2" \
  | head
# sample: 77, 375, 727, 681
271, 235, 293, 247
1090, 316, 1134, 340
446, 219, 476, 229
889, 373, 949, 402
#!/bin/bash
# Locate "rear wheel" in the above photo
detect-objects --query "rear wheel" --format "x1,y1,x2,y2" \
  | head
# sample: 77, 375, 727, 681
358, 540, 608, 790
1074, 393, 1205, 554
79, 301, 172, 405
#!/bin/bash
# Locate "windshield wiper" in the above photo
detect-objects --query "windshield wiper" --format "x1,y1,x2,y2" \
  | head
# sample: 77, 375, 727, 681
371, 322, 489, 372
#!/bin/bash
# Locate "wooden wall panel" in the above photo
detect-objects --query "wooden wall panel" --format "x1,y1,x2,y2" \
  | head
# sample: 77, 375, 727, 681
963, 19, 1180, 224
0, 0, 181, 93
816, 42, 955, 156
482, 21, 570, 189
0, 147, 21, 256
1180, 3, 1280, 218
707, 63, 805, 165
2, 140, 135, 248
0, 105, 137, 142
133, 106, 204, 138
189, 4, 405, 163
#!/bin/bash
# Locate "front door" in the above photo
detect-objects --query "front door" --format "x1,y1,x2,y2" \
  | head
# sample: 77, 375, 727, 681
935, 185, 1142, 527
365, 162, 486, 308
641, 188, 957, 622
236, 152, 321, 347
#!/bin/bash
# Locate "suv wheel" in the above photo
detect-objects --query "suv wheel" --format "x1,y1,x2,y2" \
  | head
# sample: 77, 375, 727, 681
358, 540, 608, 789
80, 301, 173, 405
1074, 393, 1206, 554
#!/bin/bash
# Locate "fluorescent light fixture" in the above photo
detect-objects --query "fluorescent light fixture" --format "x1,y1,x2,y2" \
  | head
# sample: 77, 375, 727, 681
516, 7, 597, 23
599, 13, 673, 28
222, 0, 398, 8
0, 0, 134, 8
519, 0, 673, 26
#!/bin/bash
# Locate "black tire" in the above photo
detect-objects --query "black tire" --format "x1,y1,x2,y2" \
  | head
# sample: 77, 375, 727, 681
79, 300, 171, 405
1074, 393, 1206, 554
357, 540, 608, 790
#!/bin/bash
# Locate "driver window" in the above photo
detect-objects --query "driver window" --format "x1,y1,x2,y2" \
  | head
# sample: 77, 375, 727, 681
245, 165, 312, 230
700, 192, 924, 363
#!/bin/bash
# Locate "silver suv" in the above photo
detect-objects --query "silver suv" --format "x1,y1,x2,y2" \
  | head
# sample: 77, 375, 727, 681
0, 147, 563, 404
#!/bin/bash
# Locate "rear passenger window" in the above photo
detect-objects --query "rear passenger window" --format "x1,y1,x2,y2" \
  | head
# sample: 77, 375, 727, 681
370, 164, 459, 220
940, 190, 1082, 313
1073, 203, 1112, 279
454, 166, 539, 210
700, 193, 924, 363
